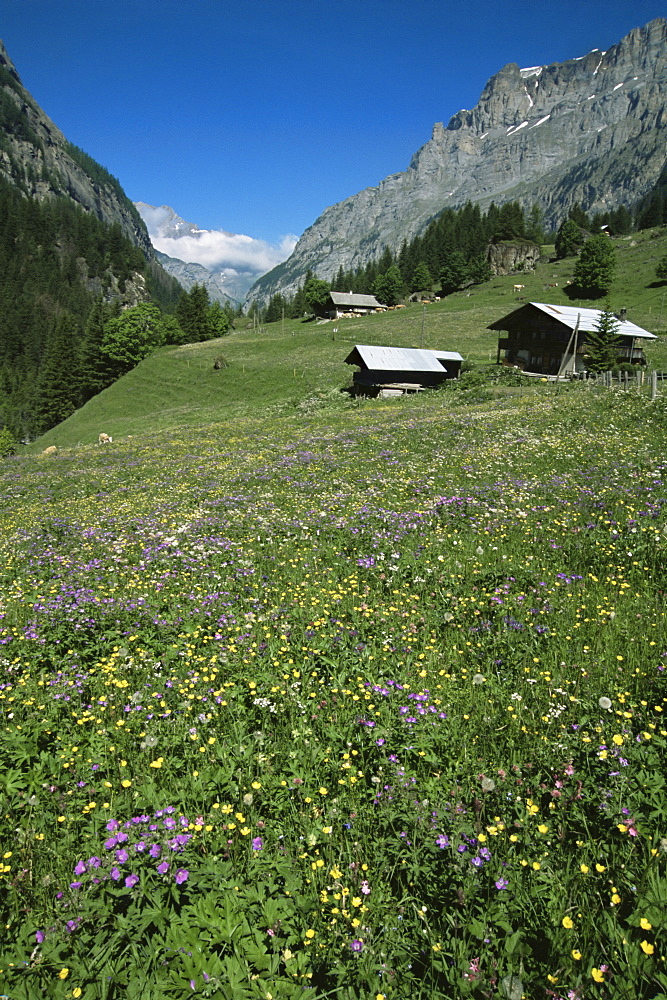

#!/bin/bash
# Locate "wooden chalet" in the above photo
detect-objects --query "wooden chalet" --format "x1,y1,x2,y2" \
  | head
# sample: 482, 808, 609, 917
490, 302, 657, 376
344, 345, 463, 397
324, 292, 383, 319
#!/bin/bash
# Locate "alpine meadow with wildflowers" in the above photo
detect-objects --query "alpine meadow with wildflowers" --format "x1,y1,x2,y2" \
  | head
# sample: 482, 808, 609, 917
0, 380, 666, 999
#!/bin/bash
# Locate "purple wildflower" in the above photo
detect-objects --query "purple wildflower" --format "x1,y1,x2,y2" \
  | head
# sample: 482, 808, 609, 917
251, 837, 264, 851
157, 861, 170, 874
125, 873, 139, 888
175, 868, 189, 884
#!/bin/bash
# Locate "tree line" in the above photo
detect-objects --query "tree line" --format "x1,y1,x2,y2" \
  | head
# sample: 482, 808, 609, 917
259, 196, 648, 322
0, 176, 234, 440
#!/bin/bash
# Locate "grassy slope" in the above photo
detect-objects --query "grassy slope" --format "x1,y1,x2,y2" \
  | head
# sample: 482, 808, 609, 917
34, 227, 667, 451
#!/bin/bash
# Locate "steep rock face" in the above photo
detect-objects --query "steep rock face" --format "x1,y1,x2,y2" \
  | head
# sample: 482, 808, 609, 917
249, 17, 666, 304
0, 41, 152, 255
154, 250, 239, 305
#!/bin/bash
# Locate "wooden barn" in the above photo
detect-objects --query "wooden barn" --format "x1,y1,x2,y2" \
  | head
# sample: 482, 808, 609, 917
490, 302, 657, 376
344, 345, 463, 397
323, 292, 384, 318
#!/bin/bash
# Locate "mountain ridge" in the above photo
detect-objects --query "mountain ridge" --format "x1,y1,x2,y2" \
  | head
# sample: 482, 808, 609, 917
0, 40, 153, 256
248, 17, 667, 305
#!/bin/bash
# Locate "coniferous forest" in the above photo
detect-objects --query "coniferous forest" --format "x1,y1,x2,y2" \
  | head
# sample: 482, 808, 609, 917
0, 176, 187, 440
260, 195, 648, 323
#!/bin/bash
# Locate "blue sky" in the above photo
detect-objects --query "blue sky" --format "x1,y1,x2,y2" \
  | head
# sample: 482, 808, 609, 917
3, 0, 665, 262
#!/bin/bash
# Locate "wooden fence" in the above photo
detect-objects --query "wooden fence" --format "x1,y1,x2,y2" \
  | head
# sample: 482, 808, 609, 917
580, 369, 665, 399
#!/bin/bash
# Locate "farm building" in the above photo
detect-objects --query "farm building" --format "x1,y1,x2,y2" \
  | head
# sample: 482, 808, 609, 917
323, 292, 384, 318
345, 345, 464, 397
490, 302, 657, 376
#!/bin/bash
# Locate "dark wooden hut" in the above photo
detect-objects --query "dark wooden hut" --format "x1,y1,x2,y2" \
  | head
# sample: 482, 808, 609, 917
490, 302, 656, 376
344, 345, 463, 396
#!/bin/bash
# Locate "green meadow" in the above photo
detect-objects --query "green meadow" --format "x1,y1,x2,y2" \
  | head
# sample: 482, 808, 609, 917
34, 227, 667, 451
2, 233, 667, 999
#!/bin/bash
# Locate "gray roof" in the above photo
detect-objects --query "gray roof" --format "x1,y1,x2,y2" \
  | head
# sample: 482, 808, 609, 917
525, 303, 656, 340
431, 349, 465, 362
345, 345, 463, 371
329, 292, 382, 308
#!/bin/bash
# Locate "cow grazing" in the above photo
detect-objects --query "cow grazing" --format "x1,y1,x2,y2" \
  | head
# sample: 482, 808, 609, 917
42, 445, 57, 456
513, 284, 525, 292
98, 433, 113, 445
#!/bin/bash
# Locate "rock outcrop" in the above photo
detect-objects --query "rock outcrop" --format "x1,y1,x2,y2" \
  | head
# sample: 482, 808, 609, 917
249, 17, 667, 304
487, 242, 541, 276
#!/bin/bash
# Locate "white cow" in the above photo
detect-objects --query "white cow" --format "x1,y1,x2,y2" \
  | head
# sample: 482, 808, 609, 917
513, 284, 525, 292
98, 433, 113, 445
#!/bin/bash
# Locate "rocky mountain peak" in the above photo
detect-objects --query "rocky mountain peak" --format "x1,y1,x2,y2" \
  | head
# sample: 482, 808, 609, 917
248, 17, 667, 305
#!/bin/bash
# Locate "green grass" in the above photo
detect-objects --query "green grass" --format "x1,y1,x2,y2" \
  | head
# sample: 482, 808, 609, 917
33, 227, 667, 451
2, 384, 667, 998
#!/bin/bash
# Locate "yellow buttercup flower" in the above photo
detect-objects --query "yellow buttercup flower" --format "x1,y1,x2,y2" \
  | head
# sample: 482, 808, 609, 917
561, 916, 574, 929
591, 968, 605, 982
58, 967, 70, 980
640, 940, 655, 955
571, 949, 581, 960
640, 918, 652, 930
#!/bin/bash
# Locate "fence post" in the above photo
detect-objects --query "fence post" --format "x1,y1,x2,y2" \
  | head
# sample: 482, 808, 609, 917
624, 371, 629, 390
652, 370, 658, 400
636, 370, 642, 389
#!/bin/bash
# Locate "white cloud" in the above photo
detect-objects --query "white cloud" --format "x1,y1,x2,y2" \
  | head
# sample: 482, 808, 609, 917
135, 202, 297, 276
152, 230, 298, 275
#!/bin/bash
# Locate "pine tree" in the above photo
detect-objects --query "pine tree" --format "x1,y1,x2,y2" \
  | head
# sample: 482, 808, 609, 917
35, 311, 83, 433
573, 236, 616, 297
585, 302, 620, 372
555, 218, 585, 259
176, 285, 213, 342
439, 251, 469, 294
491, 201, 526, 241
373, 265, 405, 306
80, 297, 118, 401
410, 262, 433, 293
208, 301, 231, 337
